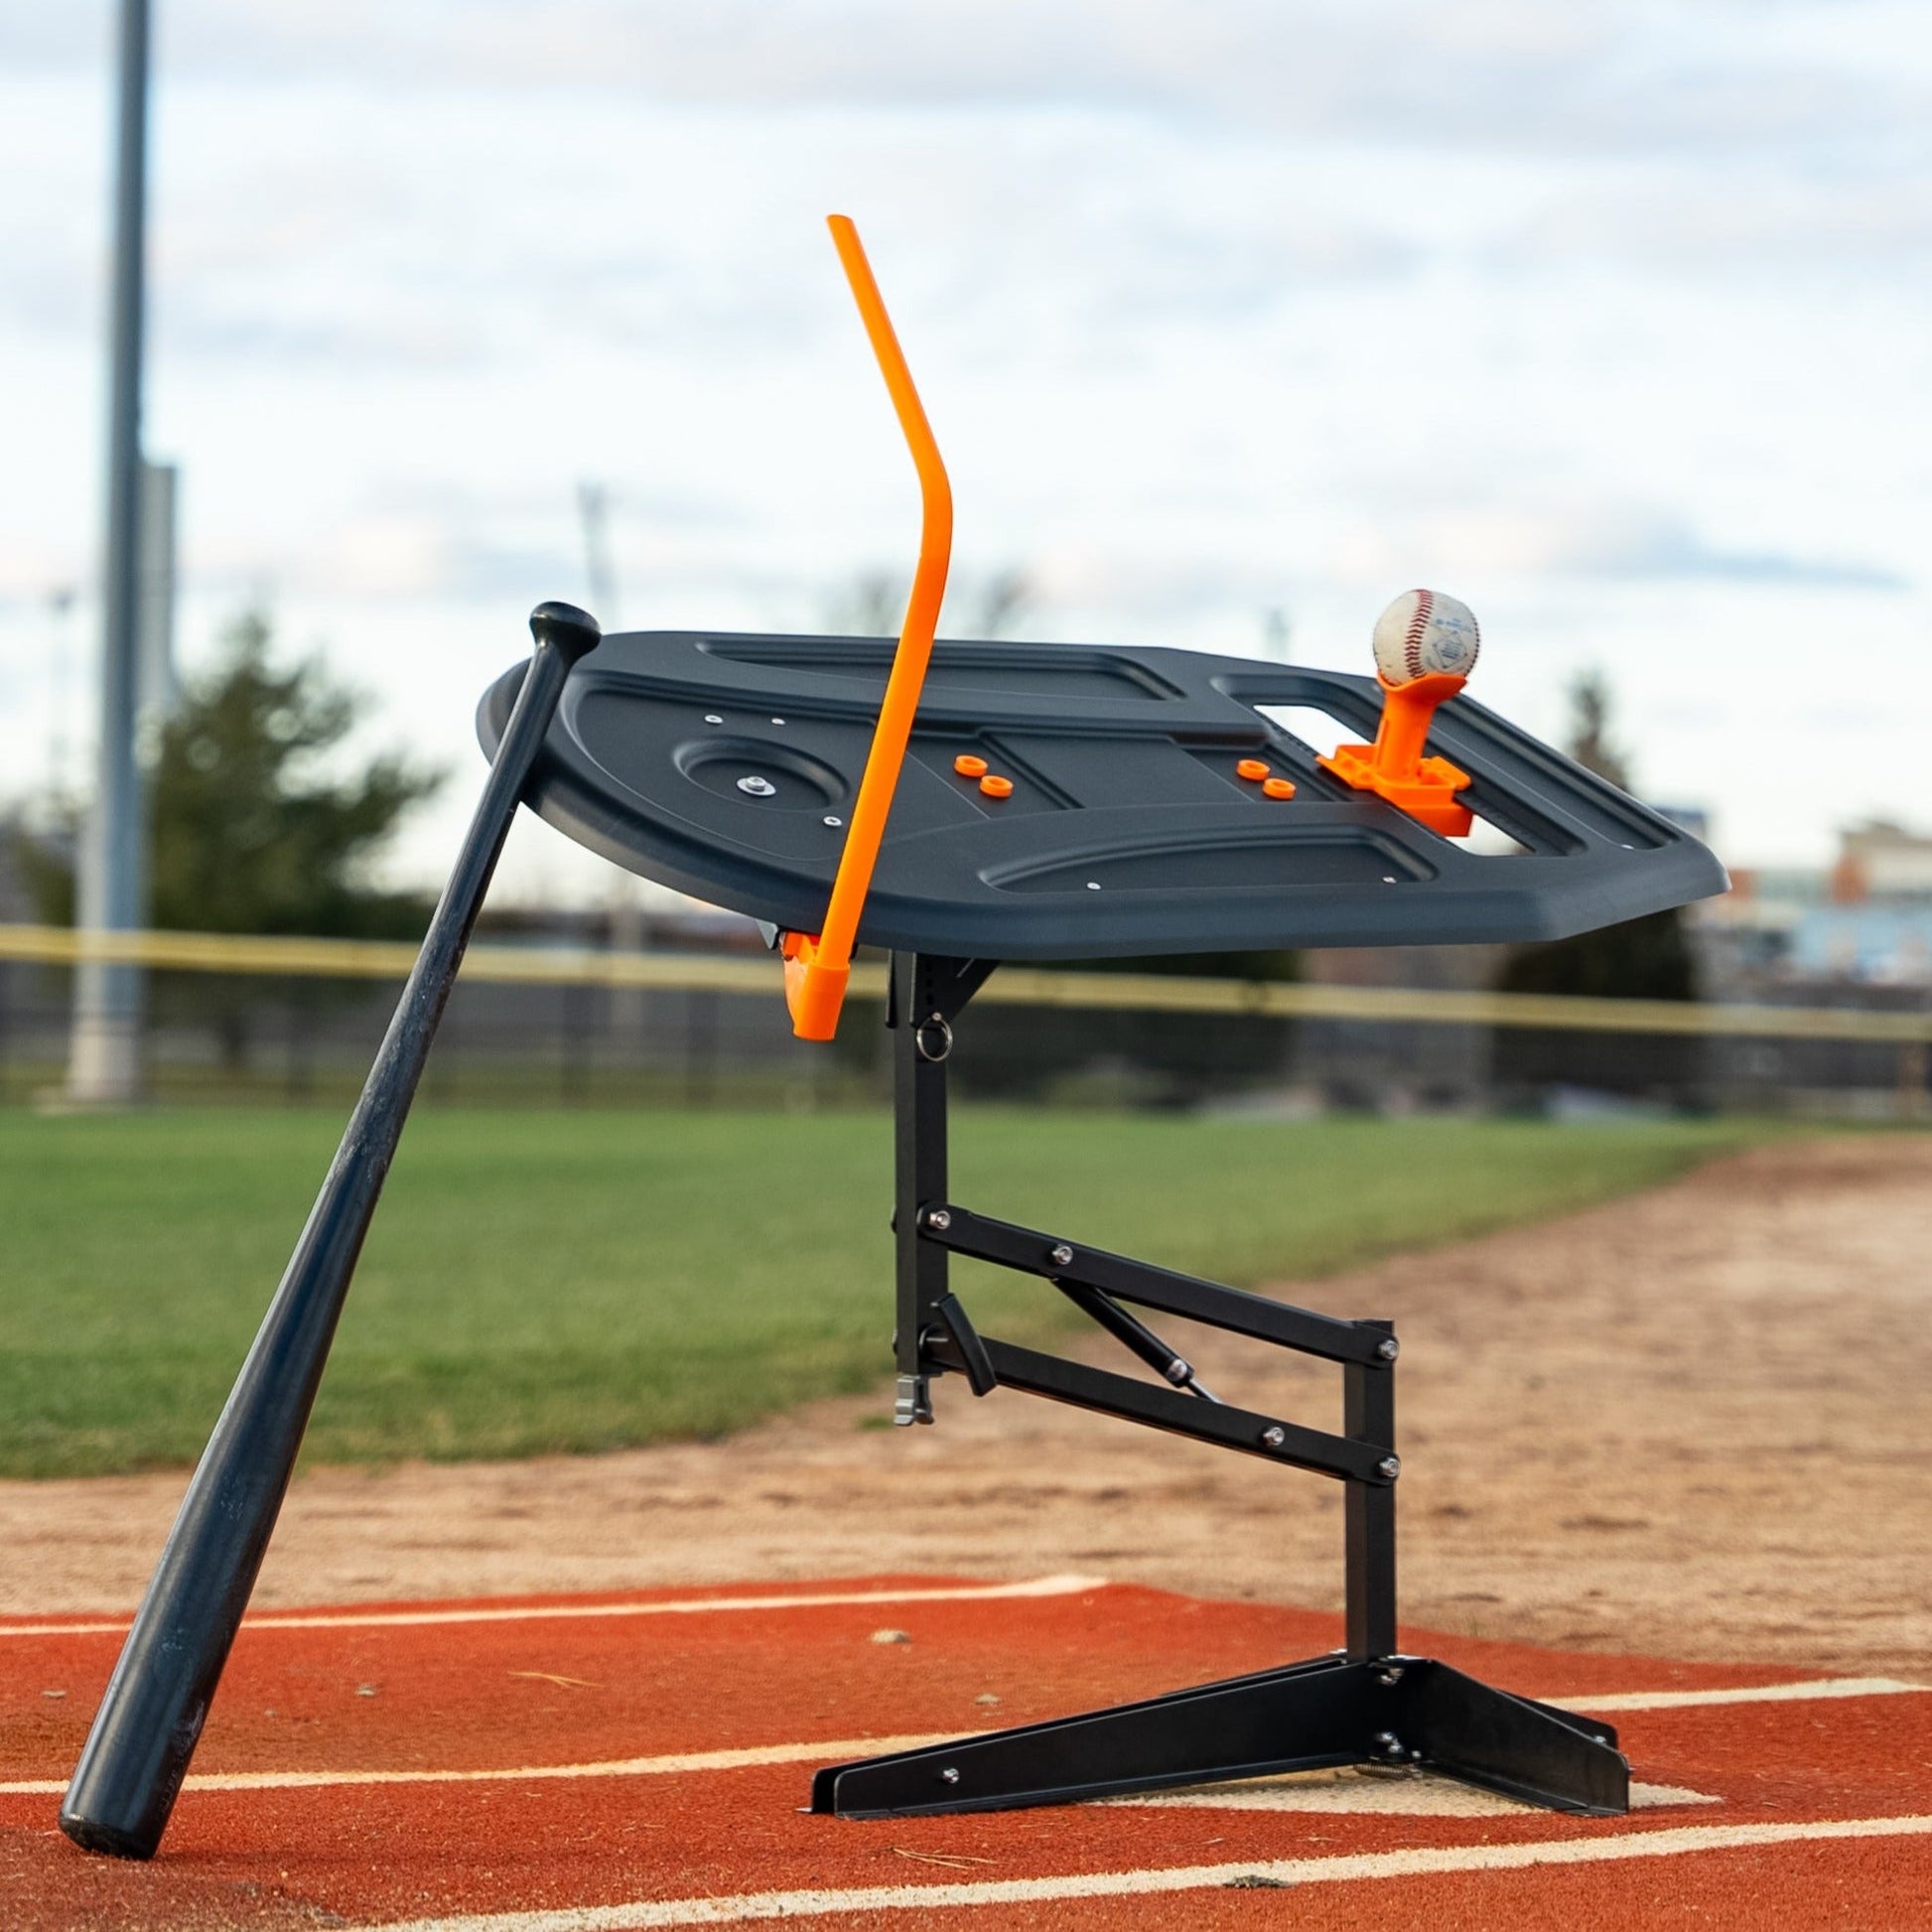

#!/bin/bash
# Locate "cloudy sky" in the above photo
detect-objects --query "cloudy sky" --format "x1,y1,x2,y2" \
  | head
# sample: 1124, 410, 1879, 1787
2, 1, 1929, 903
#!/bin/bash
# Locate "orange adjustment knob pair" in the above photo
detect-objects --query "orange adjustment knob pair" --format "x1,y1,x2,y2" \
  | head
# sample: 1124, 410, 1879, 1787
1235, 757, 1296, 800
1317, 589, 1480, 839
954, 753, 1012, 798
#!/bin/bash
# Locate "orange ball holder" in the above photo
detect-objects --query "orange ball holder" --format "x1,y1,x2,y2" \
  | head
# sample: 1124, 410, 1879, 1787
1317, 671, 1473, 839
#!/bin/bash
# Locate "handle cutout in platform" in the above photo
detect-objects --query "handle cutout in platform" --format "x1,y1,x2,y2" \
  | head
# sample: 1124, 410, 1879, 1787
782, 215, 955, 1040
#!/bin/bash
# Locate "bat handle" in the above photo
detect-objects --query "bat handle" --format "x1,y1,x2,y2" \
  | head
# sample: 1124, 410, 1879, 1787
59, 601, 600, 1861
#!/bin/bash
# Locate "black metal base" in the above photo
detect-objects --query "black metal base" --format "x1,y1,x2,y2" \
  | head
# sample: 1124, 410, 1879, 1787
812, 1653, 1628, 1819
848, 955, 1634, 1828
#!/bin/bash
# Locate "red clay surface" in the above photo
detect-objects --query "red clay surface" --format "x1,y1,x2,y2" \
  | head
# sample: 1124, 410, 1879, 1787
3, 1576, 1927, 1930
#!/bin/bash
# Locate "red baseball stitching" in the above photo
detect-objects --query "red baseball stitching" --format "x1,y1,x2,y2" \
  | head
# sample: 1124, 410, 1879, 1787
1404, 589, 1433, 680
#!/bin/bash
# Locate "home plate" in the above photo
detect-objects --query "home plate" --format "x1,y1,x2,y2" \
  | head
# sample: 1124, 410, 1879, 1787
1105, 1766, 1721, 1815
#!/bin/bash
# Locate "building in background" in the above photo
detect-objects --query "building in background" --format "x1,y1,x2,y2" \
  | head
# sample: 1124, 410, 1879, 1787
1708, 820, 1932, 991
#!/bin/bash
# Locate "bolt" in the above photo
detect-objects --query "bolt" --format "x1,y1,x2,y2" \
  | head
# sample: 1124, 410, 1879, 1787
1048, 1242, 1075, 1268
1376, 1336, 1400, 1362
736, 774, 777, 796
940, 1767, 960, 1785
924, 1208, 952, 1232
823, 814, 843, 826
1373, 1730, 1401, 1753
1378, 1454, 1401, 1479
1376, 1665, 1405, 1686
704, 713, 724, 725
1261, 1426, 1287, 1449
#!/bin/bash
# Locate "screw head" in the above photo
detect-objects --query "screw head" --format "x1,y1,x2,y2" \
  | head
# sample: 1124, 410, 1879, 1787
1373, 1730, 1402, 1752
704, 713, 724, 725
1376, 1336, 1400, 1362
1261, 1426, 1287, 1449
1378, 1454, 1401, 1479
736, 774, 777, 796
924, 1208, 952, 1232
940, 1766, 960, 1785
1048, 1243, 1075, 1268
823, 814, 843, 826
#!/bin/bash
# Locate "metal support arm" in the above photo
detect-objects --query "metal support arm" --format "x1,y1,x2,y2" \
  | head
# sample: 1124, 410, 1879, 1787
922, 1330, 1392, 1484
923, 1204, 1392, 1366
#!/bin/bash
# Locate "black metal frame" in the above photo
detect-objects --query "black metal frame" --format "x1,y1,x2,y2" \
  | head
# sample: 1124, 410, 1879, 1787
810, 951, 1630, 1820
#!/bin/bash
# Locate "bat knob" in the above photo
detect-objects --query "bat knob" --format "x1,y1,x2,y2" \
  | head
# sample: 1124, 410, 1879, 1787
528, 600, 602, 664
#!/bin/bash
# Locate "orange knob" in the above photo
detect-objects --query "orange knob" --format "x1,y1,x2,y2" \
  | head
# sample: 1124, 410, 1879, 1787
1236, 758, 1270, 781
1262, 777, 1297, 799
954, 754, 988, 777
979, 773, 1013, 798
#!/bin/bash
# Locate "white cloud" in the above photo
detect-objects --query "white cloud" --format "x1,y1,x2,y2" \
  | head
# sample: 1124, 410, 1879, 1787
8, 1, 1930, 158
1, 2, 1928, 887
1514, 173, 1932, 278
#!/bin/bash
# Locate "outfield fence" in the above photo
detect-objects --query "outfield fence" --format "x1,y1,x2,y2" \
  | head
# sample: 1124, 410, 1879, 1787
0, 922, 1926, 1114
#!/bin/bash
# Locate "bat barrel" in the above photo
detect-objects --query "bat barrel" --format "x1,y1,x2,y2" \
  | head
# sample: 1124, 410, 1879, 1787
60, 601, 600, 1860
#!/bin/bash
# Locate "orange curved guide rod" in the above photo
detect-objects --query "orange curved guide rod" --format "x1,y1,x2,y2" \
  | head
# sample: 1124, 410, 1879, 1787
782, 215, 955, 1039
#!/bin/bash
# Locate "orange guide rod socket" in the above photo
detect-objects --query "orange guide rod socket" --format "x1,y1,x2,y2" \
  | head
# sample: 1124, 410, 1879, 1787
782, 216, 955, 1041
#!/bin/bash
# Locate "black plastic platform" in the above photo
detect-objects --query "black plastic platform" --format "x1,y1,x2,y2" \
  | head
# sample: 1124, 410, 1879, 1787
477, 630, 1725, 958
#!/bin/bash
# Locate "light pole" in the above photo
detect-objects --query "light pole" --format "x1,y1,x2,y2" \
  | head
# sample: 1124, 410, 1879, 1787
69, 0, 153, 1104
577, 480, 618, 621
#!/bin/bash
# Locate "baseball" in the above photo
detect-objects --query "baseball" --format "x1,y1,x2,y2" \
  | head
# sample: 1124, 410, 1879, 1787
1371, 589, 1480, 685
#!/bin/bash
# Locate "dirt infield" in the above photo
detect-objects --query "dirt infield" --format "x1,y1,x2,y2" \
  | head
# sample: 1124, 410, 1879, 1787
4, 1135, 1929, 1681
4, 1577, 1930, 1929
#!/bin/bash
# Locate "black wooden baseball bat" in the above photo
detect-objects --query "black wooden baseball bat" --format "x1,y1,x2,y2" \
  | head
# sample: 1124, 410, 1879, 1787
60, 601, 601, 1860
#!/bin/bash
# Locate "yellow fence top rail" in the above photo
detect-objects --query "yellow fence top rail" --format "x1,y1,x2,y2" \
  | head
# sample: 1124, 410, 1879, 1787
0, 923, 1926, 1044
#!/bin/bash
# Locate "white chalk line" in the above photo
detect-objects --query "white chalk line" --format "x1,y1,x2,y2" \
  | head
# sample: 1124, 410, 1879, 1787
332, 1815, 1932, 1931
0, 1574, 1108, 1641
1574, 1674, 1921, 1712
1, 1674, 1920, 1800
0, 1734, 960, 1799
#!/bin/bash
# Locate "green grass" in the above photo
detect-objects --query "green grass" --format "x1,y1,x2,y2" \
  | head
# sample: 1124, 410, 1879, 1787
0, 1106, 1768, 1477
